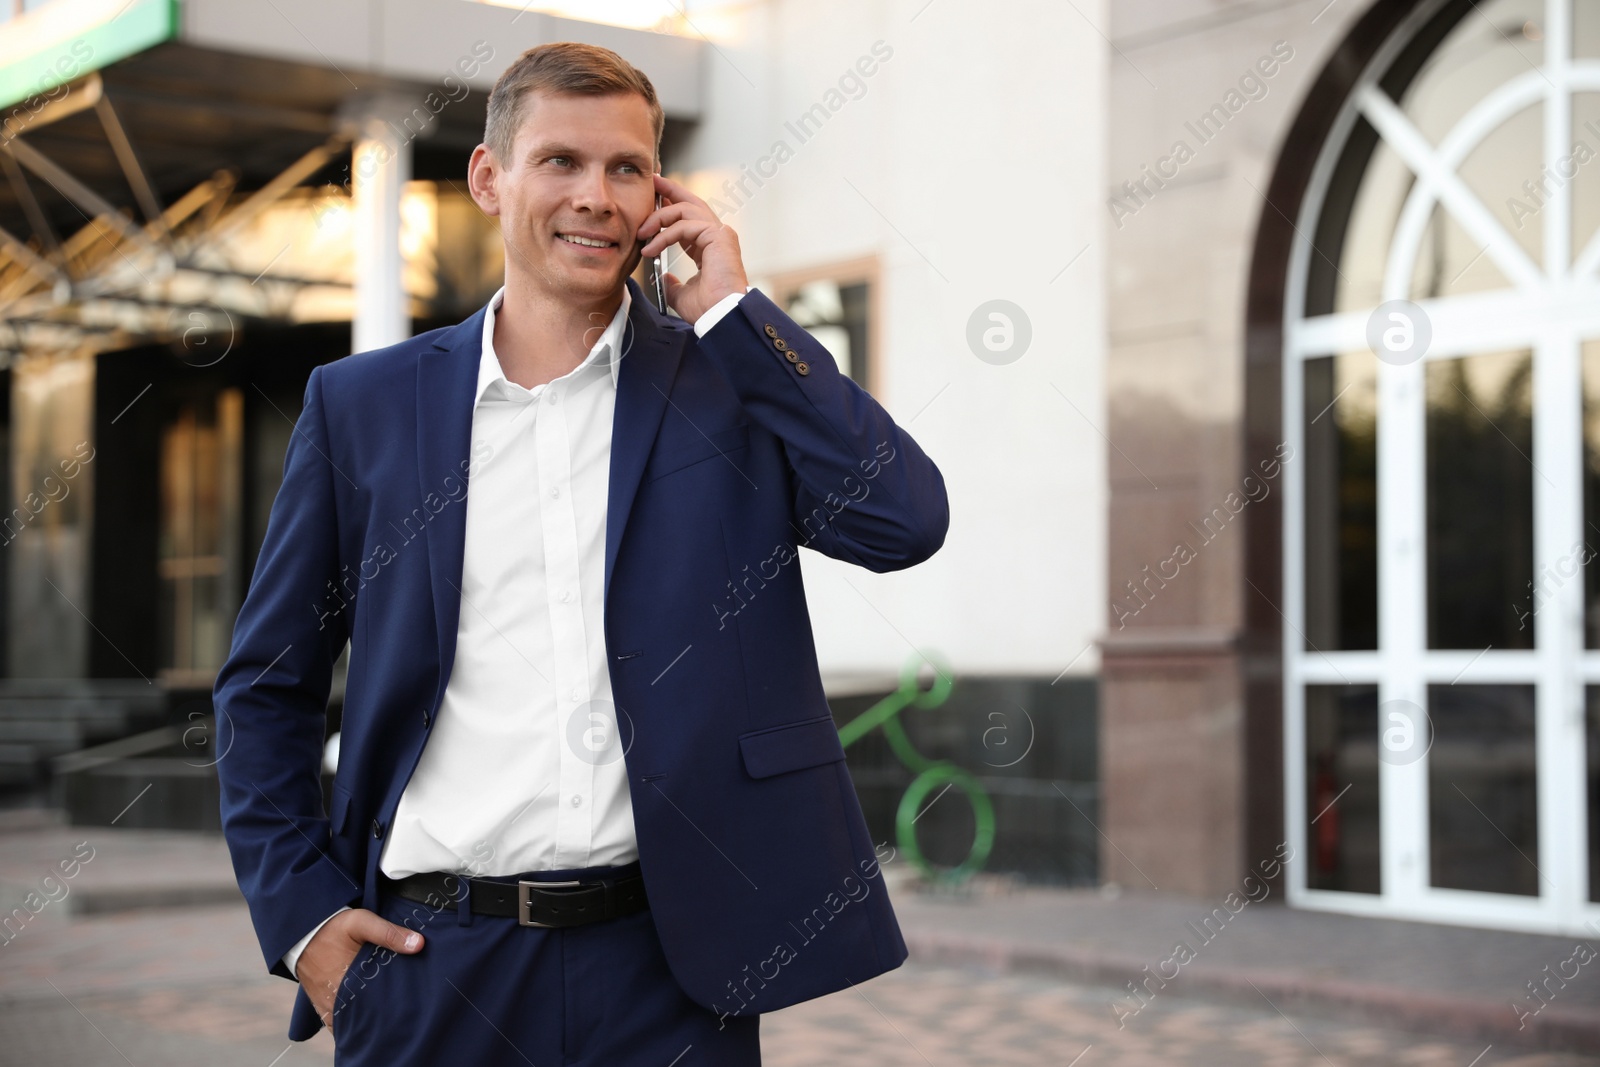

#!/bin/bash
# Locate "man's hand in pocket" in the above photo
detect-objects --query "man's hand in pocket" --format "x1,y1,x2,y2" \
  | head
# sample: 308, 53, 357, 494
295, 909, 425, 1035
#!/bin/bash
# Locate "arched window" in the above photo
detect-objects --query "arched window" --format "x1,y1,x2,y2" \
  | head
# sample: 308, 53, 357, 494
1284, 0, 1600, 933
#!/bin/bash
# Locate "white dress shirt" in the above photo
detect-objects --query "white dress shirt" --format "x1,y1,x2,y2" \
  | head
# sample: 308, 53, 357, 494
283, 285, 746, 977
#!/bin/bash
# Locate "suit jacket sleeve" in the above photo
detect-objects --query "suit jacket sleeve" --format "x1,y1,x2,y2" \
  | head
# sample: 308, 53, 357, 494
694, 287, 949, 570
213, 363, 363, 980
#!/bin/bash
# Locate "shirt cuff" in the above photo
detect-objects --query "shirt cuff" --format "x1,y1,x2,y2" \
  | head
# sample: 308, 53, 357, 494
282, 905, 351, 979
692, 289, 749, 338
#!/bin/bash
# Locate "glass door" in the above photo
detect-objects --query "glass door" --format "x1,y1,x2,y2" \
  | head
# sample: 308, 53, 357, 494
1283, 0, 1600, 934
158, 387, 243, 686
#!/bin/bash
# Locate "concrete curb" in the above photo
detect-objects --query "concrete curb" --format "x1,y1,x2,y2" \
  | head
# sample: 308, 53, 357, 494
903, 930, 1600, 1055
67, 882, 244, 916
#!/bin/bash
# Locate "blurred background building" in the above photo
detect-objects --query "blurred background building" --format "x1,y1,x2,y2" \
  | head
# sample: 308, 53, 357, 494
0, 0, 1593, 940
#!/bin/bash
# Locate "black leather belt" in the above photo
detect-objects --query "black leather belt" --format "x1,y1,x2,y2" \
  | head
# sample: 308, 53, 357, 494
381, 865, 648, 928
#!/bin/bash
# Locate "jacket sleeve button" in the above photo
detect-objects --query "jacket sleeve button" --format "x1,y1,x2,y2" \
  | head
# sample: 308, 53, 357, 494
763, 324, 778, 337
795, 361, 810, 375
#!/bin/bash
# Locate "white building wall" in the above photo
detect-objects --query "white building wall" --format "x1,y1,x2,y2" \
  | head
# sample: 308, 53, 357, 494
673, 0, 1109, 684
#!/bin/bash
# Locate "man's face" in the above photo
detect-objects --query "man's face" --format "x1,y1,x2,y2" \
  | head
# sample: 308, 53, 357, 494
477, 89, 657, 305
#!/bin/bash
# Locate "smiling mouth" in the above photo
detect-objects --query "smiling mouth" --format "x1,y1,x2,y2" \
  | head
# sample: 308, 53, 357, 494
557, 233, 619, 250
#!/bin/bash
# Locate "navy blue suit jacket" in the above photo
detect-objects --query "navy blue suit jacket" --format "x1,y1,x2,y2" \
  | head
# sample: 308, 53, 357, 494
214, 279, 950, 1041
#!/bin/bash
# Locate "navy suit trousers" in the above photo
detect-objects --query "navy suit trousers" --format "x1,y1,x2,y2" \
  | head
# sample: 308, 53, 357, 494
330, 860, 761, 1066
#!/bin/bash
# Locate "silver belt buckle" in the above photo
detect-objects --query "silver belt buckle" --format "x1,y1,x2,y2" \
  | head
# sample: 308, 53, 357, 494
517, 879, 581, 927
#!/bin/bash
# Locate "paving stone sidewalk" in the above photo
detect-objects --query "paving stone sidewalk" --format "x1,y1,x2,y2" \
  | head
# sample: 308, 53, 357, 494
893, 877, 1600, 1055
1, 814, 1596, 1065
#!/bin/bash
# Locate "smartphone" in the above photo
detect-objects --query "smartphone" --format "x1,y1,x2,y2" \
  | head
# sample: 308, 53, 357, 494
644, 192, 668, 314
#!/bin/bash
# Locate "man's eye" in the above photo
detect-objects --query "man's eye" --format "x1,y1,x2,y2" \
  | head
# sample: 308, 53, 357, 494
618, 163, 640, 174
548, 156, 571, 167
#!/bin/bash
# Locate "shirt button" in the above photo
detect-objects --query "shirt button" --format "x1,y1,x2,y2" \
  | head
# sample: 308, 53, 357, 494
560, 590, 572, 603
570, 795, 582, 808
547, 392, 559, 405
551, 486, 561, 499
569, 688, 580, 701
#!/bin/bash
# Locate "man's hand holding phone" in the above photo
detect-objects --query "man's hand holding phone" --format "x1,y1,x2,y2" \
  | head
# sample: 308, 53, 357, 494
636, 174, 749, 325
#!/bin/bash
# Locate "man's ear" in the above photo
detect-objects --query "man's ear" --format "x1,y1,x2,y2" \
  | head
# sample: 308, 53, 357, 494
467, 144, 501, 217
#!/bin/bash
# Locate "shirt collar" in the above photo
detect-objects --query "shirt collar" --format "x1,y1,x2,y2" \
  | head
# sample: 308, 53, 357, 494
475, 284, 630, 405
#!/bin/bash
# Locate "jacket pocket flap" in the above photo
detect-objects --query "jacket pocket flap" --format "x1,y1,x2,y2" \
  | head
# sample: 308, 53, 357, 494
739, 714, 846, 779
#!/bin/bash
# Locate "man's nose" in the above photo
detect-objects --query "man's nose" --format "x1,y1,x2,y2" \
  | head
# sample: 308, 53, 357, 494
571, 167, 615, 213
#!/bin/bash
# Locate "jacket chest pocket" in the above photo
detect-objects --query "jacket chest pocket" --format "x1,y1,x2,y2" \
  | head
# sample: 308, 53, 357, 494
738, 714, 847, 779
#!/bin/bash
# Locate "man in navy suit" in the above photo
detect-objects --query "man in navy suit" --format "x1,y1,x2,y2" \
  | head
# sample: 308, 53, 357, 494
214, 41, 948, 1066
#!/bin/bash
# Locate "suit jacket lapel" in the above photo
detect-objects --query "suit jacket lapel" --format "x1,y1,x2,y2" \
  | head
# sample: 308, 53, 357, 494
415, 279, 686, 699
605, 277, 687, 606
417, 305, 484, 705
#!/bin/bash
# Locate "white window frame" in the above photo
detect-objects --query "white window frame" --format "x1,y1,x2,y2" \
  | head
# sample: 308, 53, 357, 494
1283, 0, 1600, 935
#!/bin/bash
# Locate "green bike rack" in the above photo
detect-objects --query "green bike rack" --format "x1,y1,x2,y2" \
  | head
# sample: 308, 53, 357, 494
837, 653, 995, 885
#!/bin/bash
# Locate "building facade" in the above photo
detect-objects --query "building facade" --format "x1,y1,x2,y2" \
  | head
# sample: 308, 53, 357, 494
1106, 0, 1600, 937
0, 0, 1591, 935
